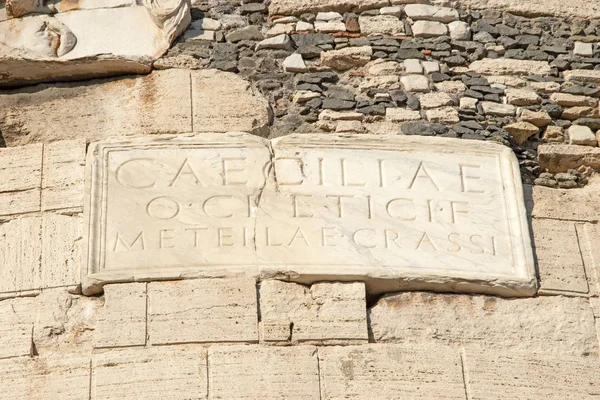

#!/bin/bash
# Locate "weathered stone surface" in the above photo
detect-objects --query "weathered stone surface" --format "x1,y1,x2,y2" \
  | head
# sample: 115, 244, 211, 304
369, 292, 598, 357
83, 134, 536, 297
269, 0, 391, 16
538, 144, 600, 173
41, 213, 81, 289
94, 283, 147, 348
426, 107, 460, 124
148, 279, 258, 344
448, 20, 471, 40
41, 140, 86, 211
358, 15, 404, 36
481, 101, 516, 116
531, 183, 600, 222
0, 143, 42, 215
531, 219, 589, 295
452, 0, 600, 19
568, 125, 598, 146
0, 297, 34, 359
463, 350, 600, 400
0, 217, 42, 296
419, 92, 454, 109
564, 69, 600, 84
319, 345, 466, 400
385, 107, 422, 122
0, 69, 192, 146
411, 20, 448, 38
506, 88, 540, 106
320, 46, 373, 70
192, 69, 270, 134
504, 121, 539, 145
400, 74, 430, 92
208, 345, 320, 400
0, 2, 191, 87
0, 354, 91, 399
260, 280, 367, 344
520, 110, 552, 128
551, 93, 597, 107
92, 346, 207, 400
405, 4, 459, 22
469, 59, 552, 76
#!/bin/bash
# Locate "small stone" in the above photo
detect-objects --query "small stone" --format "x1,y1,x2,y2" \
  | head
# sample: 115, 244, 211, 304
568, 125, 598, 146
422, 61, 440, 74
227, 26, 263, 43
335, 120, 363, 133
404, 59, 423, 74
293, 90, 321, 103
520, 110, 552, 127
550, 93, 597, 107
296, 21, 314, 32
255, 34, 293, 51
380, 6, 403, 17
191, 18, 221, 31
404, 4, 459, 23
319, 110, 363, 121
359, 15, 405, 36
481, 102, 516, 116
265, 23, 295, 38
385, 108, 422, 122
419, 92, 454, 109
574, 42, 594, 57
411, 21, 448, 38
316, 12, 343, 21
426, 107, 460, 124
506, 88, 541, 106
448, 21, 471, 40
283, 54, 307, 73
562, 107, 599, 121
320, 46, 373, 70
435, 81, 466, 94
314, 20, 347, 33
367, 60, 401, 75
400, 75, 430, 92
504, 122, 539, 144
543, 126, 565, 143
460, 97, 478, 110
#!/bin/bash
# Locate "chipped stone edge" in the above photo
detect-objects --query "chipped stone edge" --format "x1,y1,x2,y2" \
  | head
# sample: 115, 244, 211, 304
82, 133, 537, 297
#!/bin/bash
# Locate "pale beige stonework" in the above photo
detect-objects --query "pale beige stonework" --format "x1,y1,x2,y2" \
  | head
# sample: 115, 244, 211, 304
0, 297, 34, 359
531, 218, 589, 295
147, 279, 258, 344
0, 216, 42, 296
531, 183, 600, 223
369, 292, 598, 357
260, 280, 368, 344
208, 345, 320, 400
0, 354, 91, 400
538, 144, 600, 173
41, 139, 86, 212
318, 344, 466, 400
463, 350, 600, 399
41, 213, 82, 289
92, 346, 207, 400
94, 283, 147, 349
469, 59, 552, 76
453, 0, 600, 19
0, 143, 42, 215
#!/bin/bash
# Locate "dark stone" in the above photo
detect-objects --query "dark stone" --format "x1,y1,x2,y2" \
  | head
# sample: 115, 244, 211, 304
296, 72, 338, 85
462, 77, 489, 86
326, 86, 355, 101
541, 46, 568, 55
460, 120, 484, 130
390, 90, 408, 105
212, 43, 238, 61
542, 104, 564, 119
484, 93, 501, 102
443, 55, 468, 66
401, 121, 449, 136
472, 20, 499, 36
349, 37, 370, 46
470, 85, 504, 94
296, 83, 323, 92
573, 118, 600, 130
356, 105, 386, 115
495, 24, 519, 37
562, 85, 600, 97
516, 35, 540, 46
431, 73, 451, 83
291, 33, 334, 48
395, 49, 425, 60
497, 36, 519, 49
407, 96, 420, 110
240, 3, 266, 14
322, 99, 356, 110
297, 45, 323, 58
504, 49, 526, 59
463, 89, 484, 100
305, 98, 323, 109
452, 124, 475, 136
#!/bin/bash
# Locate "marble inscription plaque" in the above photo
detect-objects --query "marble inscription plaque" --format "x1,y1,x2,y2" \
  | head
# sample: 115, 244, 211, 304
83, 133, 536, 296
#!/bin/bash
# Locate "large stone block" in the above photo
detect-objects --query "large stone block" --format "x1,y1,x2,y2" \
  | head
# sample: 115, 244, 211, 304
452, 0, 600, 19
538, 144, 600, 173
269, 0, 391, 15
318, 345, 466, 400
41, 213, 82, 289
0, 354, 91, 400
531, 218, 589, 295
147, 279, 258, 344
531, 184, 600, 223
191, 69, 270, 135
0, 297, 35, 359
0, 144, 42, 216
0, 216, 42, 296
260, 280, 368, 344
41, 139, 86, 211
208, 345, 320, 399
463, 350, 600, 399
369, 292, 598, 357
469, 59, 552, 76
94, 283, 147, 349
0, 69, 193, 147
92, 346, 207, 400
0, 1, 190, 87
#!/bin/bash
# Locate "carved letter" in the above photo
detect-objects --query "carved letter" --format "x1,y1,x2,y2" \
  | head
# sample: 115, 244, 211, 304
169, 158, 204, 187
218, 228, 234, 247
288, 227, 310, 246
113, 231, 146, 252
386, 198, 416, 221
460, 164, 485, 194
202, 196, 234, 218
275, 158, 304, 185
416, 232, 437, 251
292, 194, 314, 218
159, 229, 176, 249
353, 229, 377, 248
408, 162, 440, 191
222, 157, 248, 186
186, 228, 208, 248
116, 158, 156, 189
340, 159, 366, 187
147, 197, 180, 220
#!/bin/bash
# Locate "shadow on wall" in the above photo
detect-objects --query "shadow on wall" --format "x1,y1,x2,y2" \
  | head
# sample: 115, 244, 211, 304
522, 184, 541, 282
0, 127, 5, 147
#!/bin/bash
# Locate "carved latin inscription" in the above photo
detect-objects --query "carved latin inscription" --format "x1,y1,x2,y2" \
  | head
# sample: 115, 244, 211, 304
83, 134, 536, 297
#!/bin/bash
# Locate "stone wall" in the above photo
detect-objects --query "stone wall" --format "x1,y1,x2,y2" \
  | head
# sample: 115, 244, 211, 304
1, 0, 600, 398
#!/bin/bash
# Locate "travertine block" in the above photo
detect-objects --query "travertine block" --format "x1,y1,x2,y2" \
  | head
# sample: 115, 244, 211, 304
538, 144, 600, 173
192, 69, 270, 134
0, 216, 42, 295
581, 224, 600, 295
531, 184, 600, 222
92, 346, 207, 400
369, 292, 598, 357
148, 279, 258, 344
94, 283, 147, 348
41, 213, 82, 289
0, 354, 91, 400
318, 345, 466, 400
463, 350, 600, 399
0, 143, 42, 216
0, 297, 35, 359
260, 280, 368, 343
42, 139, 86, 211
0, 70, 193, 147
208, 345, 320, 400
531, 219, 589, 295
